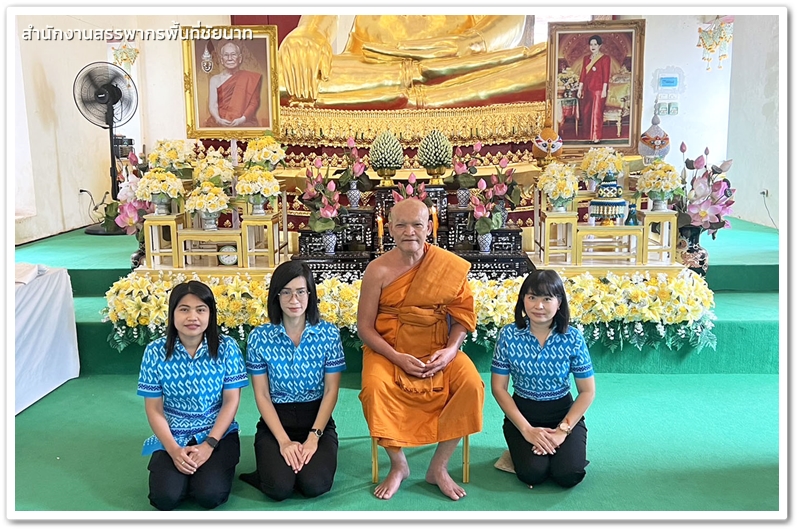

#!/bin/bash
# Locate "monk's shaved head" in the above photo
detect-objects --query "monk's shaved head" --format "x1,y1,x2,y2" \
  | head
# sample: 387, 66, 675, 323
389, 198, 428, 224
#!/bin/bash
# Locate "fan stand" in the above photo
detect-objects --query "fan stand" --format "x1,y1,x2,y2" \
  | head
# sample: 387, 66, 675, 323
84, 223, 126, 236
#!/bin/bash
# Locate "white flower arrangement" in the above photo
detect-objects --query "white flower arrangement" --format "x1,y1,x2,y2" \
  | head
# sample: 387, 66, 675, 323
579, 146, 624, 183
537, 162, 580, 207
192, 147, 234, 186
134, 168, 184, 201
104, 269, 717, 355
185, 181, 230, 214
242, 135, 286, 170
147, 139, 200, 170
557, 68, 580, 92
637, 159, 683, 201
235, 167, 281, 198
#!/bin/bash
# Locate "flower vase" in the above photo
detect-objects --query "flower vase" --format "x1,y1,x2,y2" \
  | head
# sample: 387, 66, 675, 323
152, 193, 171, 215
346, 181, 361, 207
678, 226, 708, 277
248, 194, 266, 216
477, 232, 492, 253
651, 199, 669, 211
200, 211, 220, 231
322, 230, 337, 254
457, 187, 471, 208
130, 239, 146, 270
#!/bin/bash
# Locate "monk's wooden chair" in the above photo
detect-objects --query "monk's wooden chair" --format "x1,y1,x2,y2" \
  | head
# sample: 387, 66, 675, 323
371, 435, 470, 483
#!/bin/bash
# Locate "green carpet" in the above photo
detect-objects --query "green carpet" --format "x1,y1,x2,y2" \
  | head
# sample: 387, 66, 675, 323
13, 372, 779, 513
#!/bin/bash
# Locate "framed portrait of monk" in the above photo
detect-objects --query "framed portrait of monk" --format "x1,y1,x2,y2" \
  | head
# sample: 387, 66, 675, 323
547, 20, 645, 155
182, 25, 280, 140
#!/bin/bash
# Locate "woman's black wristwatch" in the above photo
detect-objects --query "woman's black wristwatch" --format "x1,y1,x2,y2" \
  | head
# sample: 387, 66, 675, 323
205, 436, 219, 450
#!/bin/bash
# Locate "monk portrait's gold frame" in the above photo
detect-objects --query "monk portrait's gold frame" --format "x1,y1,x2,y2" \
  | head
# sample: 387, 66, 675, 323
547, 19, 646, 155
182, 25, 280, 140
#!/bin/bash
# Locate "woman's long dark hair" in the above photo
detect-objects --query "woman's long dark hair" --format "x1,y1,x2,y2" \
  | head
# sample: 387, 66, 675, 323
514, 269, 571, 334
164, 281, 220, 359
267, 261, 320, 325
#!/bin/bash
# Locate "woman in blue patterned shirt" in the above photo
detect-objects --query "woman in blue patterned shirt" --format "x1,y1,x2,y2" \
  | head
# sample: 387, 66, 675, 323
491, 270, 595, 488
239, 261, 346, 501
137, 280, 249, 510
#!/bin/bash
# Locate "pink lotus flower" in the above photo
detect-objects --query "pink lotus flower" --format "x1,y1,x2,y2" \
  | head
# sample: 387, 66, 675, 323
392, 190, 405, 203
680, 142, 687, 153
306, 167, 314, 178
472, 202, 488, 220
455, 146, 463, 157
490, 174, 498, 185
418, 191, 428, 200
319, 203, 338, 219
494, 183, 508, 196
477, 178, 487, 190
408, 173, 417, 184
115, 202, 141, 235
347, 137, 356, 149
405, 184, 414, 195
499, 157, 509, 169
474, 141, 483, 152
314, 157, 323, 169
353, 161, 365, 177
688, 199, 722, 228
302, 183, 318, 200
327, 180, 336, 192
351, 147, 359, 159
454, 161, 467, 174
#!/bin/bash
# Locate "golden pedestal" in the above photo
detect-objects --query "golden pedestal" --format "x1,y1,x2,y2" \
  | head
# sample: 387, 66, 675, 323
241, 213, 283, 268
575, 224, 644, 266
637, 209, 679, 263
540, 210, 579, 265
177, 228, 243, 269
143, 213, 185, 268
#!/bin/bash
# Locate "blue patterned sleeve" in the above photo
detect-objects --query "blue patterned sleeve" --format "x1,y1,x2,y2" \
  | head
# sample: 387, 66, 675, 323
491, 325, 511, 375
568, 327, 594, 379
222, 336, 249, 389
245, 327, 268, 375
323, 322, 346, 373
137, 340, 163, 398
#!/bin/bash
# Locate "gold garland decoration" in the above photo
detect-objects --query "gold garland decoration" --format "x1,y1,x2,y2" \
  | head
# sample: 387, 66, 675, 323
278, 102, 547, 148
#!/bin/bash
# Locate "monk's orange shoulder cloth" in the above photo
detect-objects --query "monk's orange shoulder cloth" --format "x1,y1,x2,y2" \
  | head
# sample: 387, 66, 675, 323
376, 243, 475, 359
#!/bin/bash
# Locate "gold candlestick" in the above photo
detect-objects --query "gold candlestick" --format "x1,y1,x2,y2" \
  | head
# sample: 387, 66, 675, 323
377, 215, 384, 253
431, 206, 439, 245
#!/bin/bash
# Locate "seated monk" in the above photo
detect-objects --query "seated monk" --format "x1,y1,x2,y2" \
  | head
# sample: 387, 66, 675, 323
357, 199, 485, 500
206, 41, 263, 127
278, 15, 547, 109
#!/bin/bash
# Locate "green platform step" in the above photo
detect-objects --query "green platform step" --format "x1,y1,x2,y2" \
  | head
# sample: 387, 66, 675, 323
73, 291, 779, 376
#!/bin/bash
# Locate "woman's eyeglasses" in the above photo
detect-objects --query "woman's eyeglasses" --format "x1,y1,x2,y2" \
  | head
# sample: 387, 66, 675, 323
278, 288, 309, 300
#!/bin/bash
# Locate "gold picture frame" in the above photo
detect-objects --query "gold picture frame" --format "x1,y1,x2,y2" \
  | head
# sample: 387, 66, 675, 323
182, 25, 280, 140
547, 19, 645, 155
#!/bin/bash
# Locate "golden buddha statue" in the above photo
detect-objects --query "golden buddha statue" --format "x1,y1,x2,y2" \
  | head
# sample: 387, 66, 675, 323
278, 15, 548, 110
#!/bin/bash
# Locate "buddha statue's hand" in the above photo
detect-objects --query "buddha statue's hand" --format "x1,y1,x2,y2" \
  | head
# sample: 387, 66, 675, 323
279, 27, 333, 103
362, 32, 486, 62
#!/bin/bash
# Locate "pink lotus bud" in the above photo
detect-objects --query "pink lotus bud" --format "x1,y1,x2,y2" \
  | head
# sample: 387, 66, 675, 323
704, 147, 710, 156
327, 180, 336, 192
454, 161, 467, 174
315, 174, 324, 184
302, 183, 317, 200
473, 203, 487, 219
314, 157, 323, 169
494, 183, 508, 196
353, 161, 366, 177
347, 137, 356, 148
474, 141, 482, 152
320, 204, 338, 219
392, 191, 404, 203
419, 191, 428, 200
719, 159, 733, 172
680, 142, 687, 153
486, 189, 494, 200
499, 157, 509, 169
505, 168, 515, 179
455, 147, 463, 157
351, 148, 359, 159
306, 168, 314, 178
470, 195, 480, 206
406, 184, 413, 195
694, 155, 705, 169
491, 174, 498, 185
322, 196, 329, 207
408, 173, 417, 184
332, 191, 340, 202
477, 178, 487, 190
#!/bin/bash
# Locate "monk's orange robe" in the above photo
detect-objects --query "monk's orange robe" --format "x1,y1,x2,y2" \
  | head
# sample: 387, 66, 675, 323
359, 244, 484, 447
205, 70, 262, 127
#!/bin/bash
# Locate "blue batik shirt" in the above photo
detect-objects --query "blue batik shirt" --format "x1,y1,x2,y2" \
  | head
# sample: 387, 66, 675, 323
245, 320, 346, 404
491, 321, 594, 401
137, 334, 248, 456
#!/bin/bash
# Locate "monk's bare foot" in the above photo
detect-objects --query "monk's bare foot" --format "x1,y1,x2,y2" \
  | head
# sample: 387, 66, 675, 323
425, 468, 466, 500
374, 463, 409, 500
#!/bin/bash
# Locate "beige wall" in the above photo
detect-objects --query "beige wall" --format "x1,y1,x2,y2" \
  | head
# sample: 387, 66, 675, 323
14, 14, 229, 244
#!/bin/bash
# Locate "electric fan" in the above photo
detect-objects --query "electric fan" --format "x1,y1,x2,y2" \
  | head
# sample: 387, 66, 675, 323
73, 61, 138, 234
